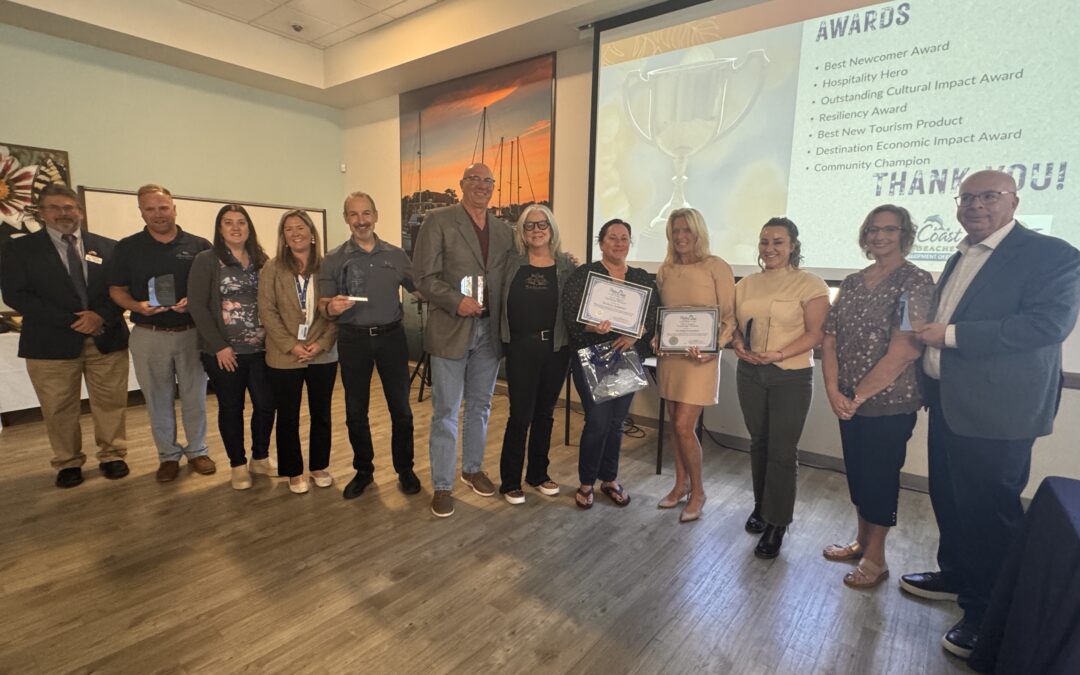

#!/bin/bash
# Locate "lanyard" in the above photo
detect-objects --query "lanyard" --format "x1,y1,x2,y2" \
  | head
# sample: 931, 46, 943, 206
295, 275, 310, 311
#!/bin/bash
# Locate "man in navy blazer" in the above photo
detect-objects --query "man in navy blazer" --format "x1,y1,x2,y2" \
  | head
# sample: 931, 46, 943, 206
902, 170, 1080, 658
0, 184, 130, 488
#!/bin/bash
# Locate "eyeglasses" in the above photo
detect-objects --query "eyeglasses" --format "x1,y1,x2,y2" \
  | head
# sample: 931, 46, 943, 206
954, 190, 1015, 206
463, 176, 496, 186
865, 225, 902, 235
522, 220, 550, 231
42, 204, 79, 214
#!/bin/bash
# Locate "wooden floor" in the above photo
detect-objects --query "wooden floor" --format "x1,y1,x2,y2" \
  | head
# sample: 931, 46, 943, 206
0, 374, 971, 674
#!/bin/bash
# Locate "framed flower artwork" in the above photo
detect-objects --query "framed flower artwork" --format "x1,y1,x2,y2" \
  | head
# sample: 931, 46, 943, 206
0, 142, 71, 247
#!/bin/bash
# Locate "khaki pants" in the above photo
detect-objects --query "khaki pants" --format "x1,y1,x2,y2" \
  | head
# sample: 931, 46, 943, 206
26, 339, 129, 469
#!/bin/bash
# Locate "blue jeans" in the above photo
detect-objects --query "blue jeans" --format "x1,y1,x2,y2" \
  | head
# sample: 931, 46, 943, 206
571, 358, 635, 485
429, 318, 501, 491
129, 326, 208, 462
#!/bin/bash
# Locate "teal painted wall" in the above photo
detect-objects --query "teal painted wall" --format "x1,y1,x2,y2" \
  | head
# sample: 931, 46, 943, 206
0, 23, 344, 238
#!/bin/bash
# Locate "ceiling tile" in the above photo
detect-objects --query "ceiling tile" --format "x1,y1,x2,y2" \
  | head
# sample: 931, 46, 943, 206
183, 0, 282, 23
345, 12, 393, 34
312, 27, 357, 48
382, 0, 438, 20
253, 4, 338, 40
357, 0, 405, 11
286, 0, 375, 26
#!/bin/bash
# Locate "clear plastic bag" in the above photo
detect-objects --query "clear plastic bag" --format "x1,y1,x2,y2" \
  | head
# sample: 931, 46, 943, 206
576, 341, 648, 404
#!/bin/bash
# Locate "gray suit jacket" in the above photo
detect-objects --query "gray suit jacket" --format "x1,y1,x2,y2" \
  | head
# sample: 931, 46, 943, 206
413, 203, 514, 359
933, 223, 1080, 439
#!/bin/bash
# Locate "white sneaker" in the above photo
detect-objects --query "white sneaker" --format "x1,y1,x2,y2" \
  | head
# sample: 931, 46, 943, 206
310, 471, 333, 488
288, 476, 309, 494
504, 489, 526, 505
231, 466, 253, 490
532, 480, 560, 496
250, 458, 273, 476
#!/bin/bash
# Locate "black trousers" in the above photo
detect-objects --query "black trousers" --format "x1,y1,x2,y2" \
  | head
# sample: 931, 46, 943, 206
838, 411, 916, 527
498, 338, 571, 493
337, 324, 414, 477
266, 362, 337, 478
925, 380, 1033, 623
201, 351, 274, 467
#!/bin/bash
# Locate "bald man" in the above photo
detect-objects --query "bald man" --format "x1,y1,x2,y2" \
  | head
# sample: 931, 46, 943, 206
413, 163, 515, 518
904, 170, 1080, 659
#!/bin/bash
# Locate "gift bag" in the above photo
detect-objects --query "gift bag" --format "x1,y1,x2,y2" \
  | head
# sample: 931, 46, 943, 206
576, 341, 648, 404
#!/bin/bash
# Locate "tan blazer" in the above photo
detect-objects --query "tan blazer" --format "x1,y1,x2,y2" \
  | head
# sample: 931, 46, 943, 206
257, 257, 337, 369
413, 203, 514, 359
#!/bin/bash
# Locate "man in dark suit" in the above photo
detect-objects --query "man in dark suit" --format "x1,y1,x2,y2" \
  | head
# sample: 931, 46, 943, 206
0, 184, 130, 488
903, 170, 1080, 658
413, 163, 515, 518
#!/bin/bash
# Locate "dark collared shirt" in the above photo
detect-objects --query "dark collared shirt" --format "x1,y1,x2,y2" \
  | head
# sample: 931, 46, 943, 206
318, 236, 414, 327
107, 225, 211, 327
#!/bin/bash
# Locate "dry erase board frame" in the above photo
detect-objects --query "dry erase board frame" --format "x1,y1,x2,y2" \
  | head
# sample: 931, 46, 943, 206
78, 186, 328, 256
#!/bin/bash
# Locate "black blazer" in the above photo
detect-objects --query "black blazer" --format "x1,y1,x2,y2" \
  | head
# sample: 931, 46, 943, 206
1, 229, 129, 359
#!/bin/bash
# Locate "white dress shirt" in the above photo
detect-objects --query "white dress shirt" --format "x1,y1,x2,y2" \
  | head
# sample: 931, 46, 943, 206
923, 219, 1017, 379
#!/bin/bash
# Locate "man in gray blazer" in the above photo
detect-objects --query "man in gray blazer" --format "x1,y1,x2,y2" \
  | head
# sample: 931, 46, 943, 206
413, 163, 515, 517
905, 169, 1080, 659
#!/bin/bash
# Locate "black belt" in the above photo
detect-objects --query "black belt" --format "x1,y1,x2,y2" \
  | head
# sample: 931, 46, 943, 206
479, 310, 490, 319
343, 320, 401, 337
134, 323, 195, 333
512, 329, 553, 342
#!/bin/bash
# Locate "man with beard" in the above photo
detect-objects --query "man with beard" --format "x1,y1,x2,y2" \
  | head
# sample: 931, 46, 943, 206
1, 184, 131, 488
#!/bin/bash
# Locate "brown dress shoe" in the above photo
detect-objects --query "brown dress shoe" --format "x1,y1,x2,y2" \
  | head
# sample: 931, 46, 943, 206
188, 456, 217, 475
156, 461, 180, 482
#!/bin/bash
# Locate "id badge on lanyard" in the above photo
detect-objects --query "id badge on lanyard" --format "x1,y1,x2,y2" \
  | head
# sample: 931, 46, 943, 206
296, 275, 311, 340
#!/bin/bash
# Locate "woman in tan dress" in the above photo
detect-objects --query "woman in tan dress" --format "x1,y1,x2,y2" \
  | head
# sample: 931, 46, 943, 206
655, 208, 736, 522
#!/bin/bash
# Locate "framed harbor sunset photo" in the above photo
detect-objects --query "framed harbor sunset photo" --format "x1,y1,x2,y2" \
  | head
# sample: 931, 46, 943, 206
398, 54, 555, 257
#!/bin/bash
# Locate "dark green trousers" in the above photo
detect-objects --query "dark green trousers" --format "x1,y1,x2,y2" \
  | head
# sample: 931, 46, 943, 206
736, 361, 814, 527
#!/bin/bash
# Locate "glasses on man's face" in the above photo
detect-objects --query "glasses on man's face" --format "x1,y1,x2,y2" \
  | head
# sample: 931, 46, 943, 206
463, 175, 496, 186
865, 225, 902, 235
954, 190, 1015, 207
522, 220, 550, 232
43, 205, 79, 214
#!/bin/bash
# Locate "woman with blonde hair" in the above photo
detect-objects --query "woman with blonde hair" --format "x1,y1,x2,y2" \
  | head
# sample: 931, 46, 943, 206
654, 208, 736, 522
497, 204, 574, 504
258, 210, 338, 494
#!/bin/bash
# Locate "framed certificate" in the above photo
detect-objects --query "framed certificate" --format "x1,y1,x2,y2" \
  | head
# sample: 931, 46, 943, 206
657, 306, 719, 353
577, 271, 652, 338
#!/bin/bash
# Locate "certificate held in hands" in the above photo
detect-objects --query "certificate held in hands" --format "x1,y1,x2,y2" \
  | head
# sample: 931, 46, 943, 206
148, 274, 176, 307
577, 271, 652, 338
657, 306, 719, 353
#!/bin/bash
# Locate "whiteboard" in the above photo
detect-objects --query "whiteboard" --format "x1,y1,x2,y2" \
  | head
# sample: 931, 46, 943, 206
78, 187, 327, 257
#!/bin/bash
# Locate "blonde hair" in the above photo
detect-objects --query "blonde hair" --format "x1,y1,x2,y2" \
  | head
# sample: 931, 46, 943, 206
514, 204, 563, 257
137, 184, 172, 199
663, 208, 712, 265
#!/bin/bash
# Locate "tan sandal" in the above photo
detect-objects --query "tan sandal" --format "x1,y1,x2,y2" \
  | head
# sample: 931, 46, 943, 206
823, 541, 863, 562
843, 559, 889, 589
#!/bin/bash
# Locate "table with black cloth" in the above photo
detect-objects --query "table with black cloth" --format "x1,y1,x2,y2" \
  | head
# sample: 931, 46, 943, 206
969, 476, 1080, 674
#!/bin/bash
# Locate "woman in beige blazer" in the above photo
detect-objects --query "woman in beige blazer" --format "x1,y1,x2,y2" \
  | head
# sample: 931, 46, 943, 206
258, 210, 338, 495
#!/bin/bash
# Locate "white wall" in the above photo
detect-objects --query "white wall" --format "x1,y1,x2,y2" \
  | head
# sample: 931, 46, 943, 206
0, 23, 344, 232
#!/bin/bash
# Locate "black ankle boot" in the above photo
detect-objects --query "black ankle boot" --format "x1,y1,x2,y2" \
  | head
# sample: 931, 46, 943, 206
745, 505, 766, 534
754, 524, 786, 559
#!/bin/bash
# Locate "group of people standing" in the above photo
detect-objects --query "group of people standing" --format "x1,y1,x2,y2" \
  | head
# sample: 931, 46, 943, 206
2, 166, 1077, 662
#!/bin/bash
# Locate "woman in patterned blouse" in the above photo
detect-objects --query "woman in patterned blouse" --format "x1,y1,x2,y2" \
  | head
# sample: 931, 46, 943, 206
821, 204, 934, 589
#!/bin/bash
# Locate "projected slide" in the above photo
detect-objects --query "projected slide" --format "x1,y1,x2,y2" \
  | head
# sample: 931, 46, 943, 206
593, 0, 1077, 278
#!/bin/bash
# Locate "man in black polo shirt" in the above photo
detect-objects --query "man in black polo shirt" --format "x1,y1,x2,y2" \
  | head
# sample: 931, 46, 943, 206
320, 191, 419, 499
108, 184, 215, 482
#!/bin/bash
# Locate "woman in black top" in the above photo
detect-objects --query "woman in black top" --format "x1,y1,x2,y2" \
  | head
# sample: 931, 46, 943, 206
498, 205, 575, 505
562, 219, 657, 509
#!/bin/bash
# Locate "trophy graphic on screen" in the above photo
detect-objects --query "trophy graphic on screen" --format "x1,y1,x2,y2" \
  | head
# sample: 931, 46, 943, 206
624, 50, 768, 253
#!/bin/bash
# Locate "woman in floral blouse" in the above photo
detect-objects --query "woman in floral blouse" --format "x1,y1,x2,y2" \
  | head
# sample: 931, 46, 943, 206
821, 204, 934, 589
